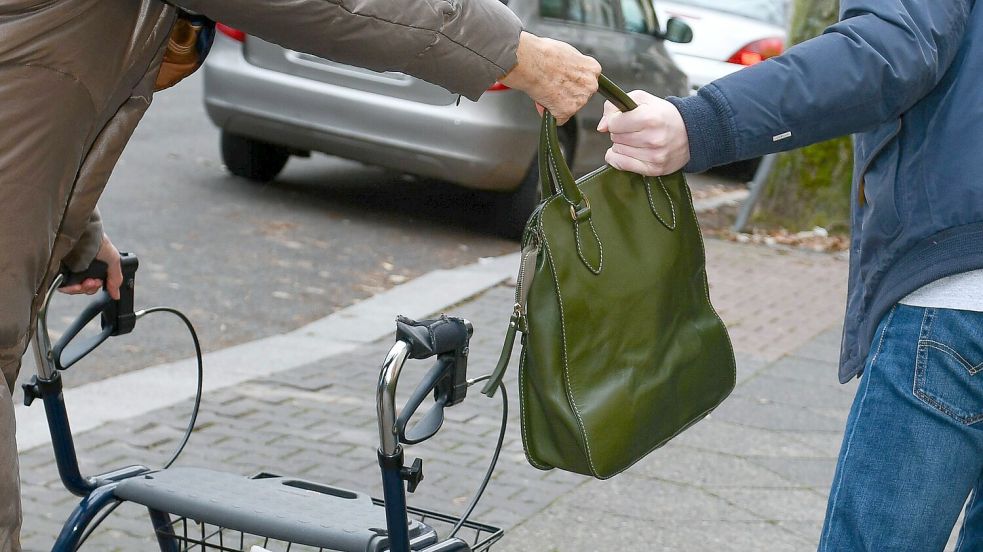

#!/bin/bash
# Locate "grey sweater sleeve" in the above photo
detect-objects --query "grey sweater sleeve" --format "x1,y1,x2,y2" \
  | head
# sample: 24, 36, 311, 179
173, 0, 523, 101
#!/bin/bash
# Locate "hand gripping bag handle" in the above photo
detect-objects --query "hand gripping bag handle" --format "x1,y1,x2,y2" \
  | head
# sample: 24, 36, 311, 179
538, 75, 638, 207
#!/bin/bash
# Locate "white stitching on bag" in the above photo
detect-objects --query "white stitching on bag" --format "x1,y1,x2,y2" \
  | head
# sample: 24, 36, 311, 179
573, 217, 603, 275
538, 201, 599, 475
518, 347, 552, 470
645, 176, 677, 230
679, 175, 734, 387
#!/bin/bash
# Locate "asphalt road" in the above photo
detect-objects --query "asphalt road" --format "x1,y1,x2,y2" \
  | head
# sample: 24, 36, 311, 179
20, 72, 738, 392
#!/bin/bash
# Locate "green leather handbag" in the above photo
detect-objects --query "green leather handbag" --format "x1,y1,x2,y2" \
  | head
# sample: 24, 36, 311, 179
482, 76, 736, 479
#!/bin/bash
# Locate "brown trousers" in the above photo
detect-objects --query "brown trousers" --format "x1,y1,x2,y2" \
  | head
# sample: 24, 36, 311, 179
0, 1, 175, 549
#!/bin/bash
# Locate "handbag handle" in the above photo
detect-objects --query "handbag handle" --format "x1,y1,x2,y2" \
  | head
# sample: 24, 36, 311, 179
539, 75, 638, 208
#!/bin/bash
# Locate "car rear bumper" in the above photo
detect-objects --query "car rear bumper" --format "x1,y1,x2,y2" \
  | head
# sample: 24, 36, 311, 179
669, 53, 744, 93
203, 37, 539, 191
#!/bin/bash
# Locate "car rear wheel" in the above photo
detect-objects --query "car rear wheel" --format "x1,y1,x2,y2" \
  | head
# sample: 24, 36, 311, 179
220, 131, 291, 183
482, 129, 575, 240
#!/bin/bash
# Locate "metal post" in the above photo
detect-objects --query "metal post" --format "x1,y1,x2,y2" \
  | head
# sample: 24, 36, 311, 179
733, 153, 778, 234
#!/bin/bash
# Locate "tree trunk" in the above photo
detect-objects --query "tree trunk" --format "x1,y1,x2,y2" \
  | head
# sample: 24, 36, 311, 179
752, 0, 853, 234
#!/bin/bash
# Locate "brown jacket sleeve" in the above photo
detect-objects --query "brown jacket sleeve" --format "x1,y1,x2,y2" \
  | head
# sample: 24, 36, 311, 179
171, 0, 523, 101
61, 208, 104, 273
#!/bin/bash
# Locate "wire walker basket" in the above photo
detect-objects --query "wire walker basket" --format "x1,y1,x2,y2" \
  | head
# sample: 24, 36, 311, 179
154, 500, 504, 552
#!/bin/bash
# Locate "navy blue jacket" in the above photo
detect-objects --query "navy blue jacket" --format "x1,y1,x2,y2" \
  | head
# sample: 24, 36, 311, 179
670, 0, 982, 383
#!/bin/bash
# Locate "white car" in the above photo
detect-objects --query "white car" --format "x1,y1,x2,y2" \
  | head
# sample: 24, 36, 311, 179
655, 0, 789, 93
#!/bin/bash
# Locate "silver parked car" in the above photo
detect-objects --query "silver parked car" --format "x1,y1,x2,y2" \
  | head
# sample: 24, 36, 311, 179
655, 0, 789, 179
203, 0, 692, 238
656, 0, 789, 93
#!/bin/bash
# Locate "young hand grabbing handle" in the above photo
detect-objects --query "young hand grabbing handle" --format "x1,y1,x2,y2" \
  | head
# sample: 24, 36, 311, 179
597, 90, 691, 176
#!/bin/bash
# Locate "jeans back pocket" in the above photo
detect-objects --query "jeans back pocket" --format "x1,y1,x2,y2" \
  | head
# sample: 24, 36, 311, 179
913, 308, 983, 425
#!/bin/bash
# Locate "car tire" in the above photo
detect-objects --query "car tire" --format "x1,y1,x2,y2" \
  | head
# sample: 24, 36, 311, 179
483, 129, 575, 240
220, 131, 290, 183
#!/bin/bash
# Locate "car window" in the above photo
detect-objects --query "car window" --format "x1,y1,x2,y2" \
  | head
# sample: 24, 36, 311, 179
664, 0, 788, 27
542, 0, 618, 28
583, 0, 619, 28
541, 0, 587, 23
620, 0, 656, 33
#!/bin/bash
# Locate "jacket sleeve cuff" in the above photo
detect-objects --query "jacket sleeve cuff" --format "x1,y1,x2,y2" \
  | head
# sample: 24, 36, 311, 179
62, 209, 104, 273
666, 85, 738, 173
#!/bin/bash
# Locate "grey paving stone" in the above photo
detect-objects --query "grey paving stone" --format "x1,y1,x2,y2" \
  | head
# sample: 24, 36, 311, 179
778, 520, 825, 544
765, 354, 843, 387
500, 513, 814, 552
791, 327, 845, 364
711, 396, 847, 433
733, 374, 855, 411
555, 476, 760, 522
785, 432, 845, 460
710, 488, 829, 522
669, 418, 824, 458
629, 445, 796, 488
747, 456, 838, 490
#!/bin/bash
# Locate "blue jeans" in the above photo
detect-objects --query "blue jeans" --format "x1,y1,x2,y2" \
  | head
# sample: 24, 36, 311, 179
820, 305, 983, 551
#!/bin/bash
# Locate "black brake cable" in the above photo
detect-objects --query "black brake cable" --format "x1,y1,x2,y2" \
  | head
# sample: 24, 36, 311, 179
133, 306, 205, 470
75, 305, 205, 549
447, 375, 509, 540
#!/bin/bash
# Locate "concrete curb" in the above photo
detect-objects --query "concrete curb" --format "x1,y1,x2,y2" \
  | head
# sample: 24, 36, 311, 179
16, 252, 520, 452
692, 189, 749, 213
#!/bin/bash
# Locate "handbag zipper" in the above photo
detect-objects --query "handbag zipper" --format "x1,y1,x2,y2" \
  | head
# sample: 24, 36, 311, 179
514, 235, 539, 318
485, 164, 606, 396
482, 234, 540, 397
481, 303, 523, 397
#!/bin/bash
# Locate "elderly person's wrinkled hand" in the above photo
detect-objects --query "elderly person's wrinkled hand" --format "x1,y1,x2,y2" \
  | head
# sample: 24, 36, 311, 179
597, 90, 690, 176
57, 233, 124, 300
500, 32, 601, 125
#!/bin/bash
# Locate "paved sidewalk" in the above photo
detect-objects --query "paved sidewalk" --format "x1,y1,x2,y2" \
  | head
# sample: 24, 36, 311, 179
18, 239, 866, 551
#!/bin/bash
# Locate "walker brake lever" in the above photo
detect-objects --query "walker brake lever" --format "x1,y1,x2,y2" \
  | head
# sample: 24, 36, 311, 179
58, 260, 110, 288
52, 253, 139, 370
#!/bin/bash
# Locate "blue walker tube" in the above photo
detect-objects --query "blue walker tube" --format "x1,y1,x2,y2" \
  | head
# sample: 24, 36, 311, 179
51, 484, 119, 552
37, 374, 98, 497
379, 449, 412, 552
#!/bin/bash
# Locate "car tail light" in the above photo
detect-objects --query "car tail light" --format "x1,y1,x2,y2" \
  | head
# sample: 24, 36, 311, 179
727, 37, 784, 66
217, 23, 246, 42
487, 82, 510, 91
